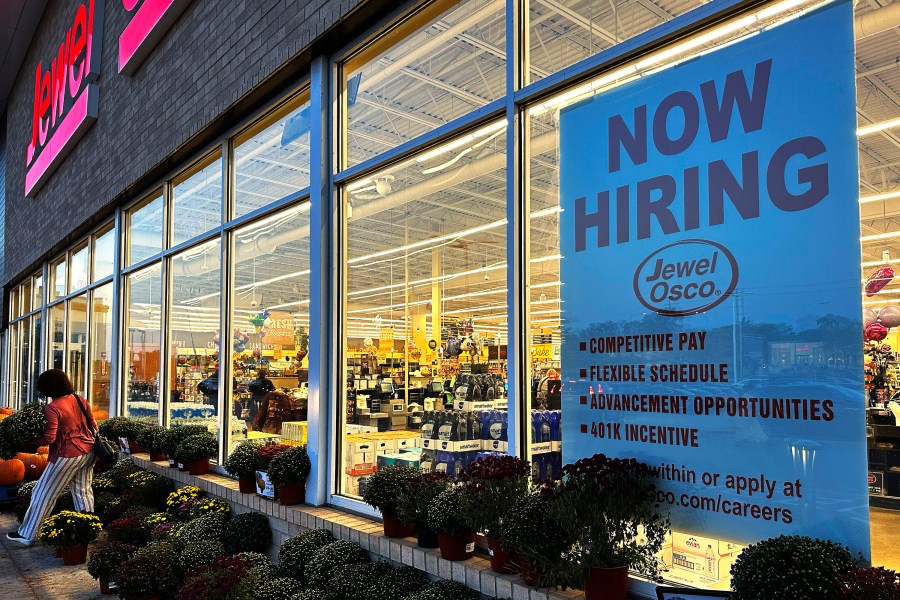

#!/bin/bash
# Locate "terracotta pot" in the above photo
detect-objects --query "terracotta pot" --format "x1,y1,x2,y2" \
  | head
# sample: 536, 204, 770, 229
436, 532, 475, 561
415, 520, 439, 548
512, 554, 541, 587
583, 565, 629, 600
61, 544, 88, 565
54, 547, 62, 557
127, 439, 145, 454
276, 482, 305, 505
187, 458, 210, 475
238, 473, 256, 493
382, 511, 414, 538
487, 537, 513, 574
99, 578, 116, 595
149, 452, 167, 462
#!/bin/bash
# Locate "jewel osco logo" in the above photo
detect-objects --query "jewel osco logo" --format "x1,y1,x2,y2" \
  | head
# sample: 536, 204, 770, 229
633, 239, 738, 317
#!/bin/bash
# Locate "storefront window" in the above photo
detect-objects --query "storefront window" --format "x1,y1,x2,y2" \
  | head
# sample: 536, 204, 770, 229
31, 314, 42, 404
169, 239, 222, 442
234, 95, 312, 218
20, 318, 31, 402
49, 303, 65, 371
70, 243, 89, 292
92, 225, 115, 281
90, 284, 113, 417
68, 295, 88, 396
342, 0, 505, 168
127, 193, 164, 266
9, 287, 19, 321
125, 264, 162, 423
7, 322, 19, 407
33, 274, 43, 307
172, 153, 222, 247
229, 203, 311, 455
21, 278, 32, 315
525, 0, 701, 85
51, 259, 66, 301
340, 124, 508, 498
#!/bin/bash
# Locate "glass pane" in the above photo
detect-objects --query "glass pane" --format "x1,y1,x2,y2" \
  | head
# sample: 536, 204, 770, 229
125, 263, 162, 424
90, 284, 113, 417
341, 124, 508, 498
10, 287, 19, 321
172, 154, 222, 246
31, 314, 42, 404
234, 97, 312, 218
230, 203, 311, 455
20, 318, 31, 402
127, 193, 164, 266
49, 303, 65, 371
33, 274, 43, 308
170, 239, 221, 445
93, 225, 115, 281
70, 243, 89, 292
343, 0, 505, 168
51, 259, 66, 301
527, 0, 702, 84
21, 278, 32, 314
7, 323, 19, 408
67, 295, 88, 397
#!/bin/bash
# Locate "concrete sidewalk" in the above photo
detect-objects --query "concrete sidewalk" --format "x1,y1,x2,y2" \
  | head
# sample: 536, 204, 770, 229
0, 508, 102, 600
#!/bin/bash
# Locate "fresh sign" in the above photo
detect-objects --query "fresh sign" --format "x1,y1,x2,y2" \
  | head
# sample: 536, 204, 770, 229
25, 0, 105, 198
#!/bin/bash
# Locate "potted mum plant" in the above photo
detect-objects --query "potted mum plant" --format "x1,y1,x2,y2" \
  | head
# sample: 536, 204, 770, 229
136, 425, 167, 462
87, 541, 138, 594
397, 471, 452, 548
174, 432, 217, 475
115, 541, 180, 600
362, 465, 419, 538
37, 510, 102, 565
160, 425, 210, 468
548, 453, 668, 600
253, 444, 292, 499
118, 420, 148, 454
223, 440, 263, 493
501, 491, 572, 587
267, 445, 311, 505
458, 455, 530, 573
427, 487, 475, 561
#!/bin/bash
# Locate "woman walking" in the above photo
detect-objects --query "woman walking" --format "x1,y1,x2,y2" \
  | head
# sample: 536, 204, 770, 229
6, 369, 96, 547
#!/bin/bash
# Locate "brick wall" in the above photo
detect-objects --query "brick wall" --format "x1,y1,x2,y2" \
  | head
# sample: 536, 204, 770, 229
3, 0, 390, 286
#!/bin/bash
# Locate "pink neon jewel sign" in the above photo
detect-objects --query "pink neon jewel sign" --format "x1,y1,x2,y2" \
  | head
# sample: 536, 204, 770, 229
25, 0, 105, 198
118, 0, 192, 75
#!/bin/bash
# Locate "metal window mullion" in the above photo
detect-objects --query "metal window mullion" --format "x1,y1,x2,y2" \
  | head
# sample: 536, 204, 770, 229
110, 206, 124, 419
161, 257, 172, 431
218, 230, 232, 464
39, 261, 50, 388
309, 54, 332, 506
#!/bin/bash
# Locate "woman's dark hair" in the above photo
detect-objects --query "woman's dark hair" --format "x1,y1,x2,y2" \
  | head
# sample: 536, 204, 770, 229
36, 369, 75, 398
257, 368, 268, 378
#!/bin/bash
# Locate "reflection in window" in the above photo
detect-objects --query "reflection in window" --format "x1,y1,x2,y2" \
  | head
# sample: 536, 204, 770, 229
526, 0, 701, 84
21, 278, 32, 314
31, 314, 42, 404
125, 264, 162, 423
127, 194, 164, 266
234, 97, 312, 218
229, 203, 311, 455
71, 244, 89, 292
169, 239, 222, 446
172, 155, 222, 246
9, 287, 18, 321
91, 284, 113, 417
93, 226, 115, 281
49, 303, 65, 371
8, 322, 19, 407
33, 274, 43, 308
20, 318, 31, 402
343, 0, 505, 167
68, 295, 88, 397
51, 259, 66, 301
341, 125, 508, 498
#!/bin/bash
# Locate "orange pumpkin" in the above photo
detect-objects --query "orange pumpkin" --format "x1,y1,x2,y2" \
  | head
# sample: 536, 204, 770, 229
0, 407, 13, 415
92, 410, 109, 421
0, 459, 25, 486
0, 414, 8, 421
36, 446, 49, 455
14, 452, 31, 463
23, 454, 48, 479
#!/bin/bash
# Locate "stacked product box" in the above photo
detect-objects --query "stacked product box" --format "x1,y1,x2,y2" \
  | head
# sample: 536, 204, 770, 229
345, 430, 420, 495
414, 408, 511, 476
669, 532, 743, 583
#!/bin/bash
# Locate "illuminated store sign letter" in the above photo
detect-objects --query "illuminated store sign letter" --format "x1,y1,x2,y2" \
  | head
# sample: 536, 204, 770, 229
118, 0, 192, 75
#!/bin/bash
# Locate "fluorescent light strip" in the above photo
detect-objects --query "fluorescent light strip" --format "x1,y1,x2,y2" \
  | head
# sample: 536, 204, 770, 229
858, 117, 900, 137
349, 220, 506, 265
415, 121, 506, 164
860, 191, 900, 204
861, 232, 900, 242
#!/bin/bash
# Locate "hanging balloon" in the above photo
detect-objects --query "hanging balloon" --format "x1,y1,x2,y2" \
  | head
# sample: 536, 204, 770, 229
866, 266, 895, 296
879, 305, 900, 328
865, 309, 879, 328
865, 322, 889, 342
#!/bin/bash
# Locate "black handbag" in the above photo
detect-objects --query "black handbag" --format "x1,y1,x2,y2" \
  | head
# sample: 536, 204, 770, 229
74, 395, 119, 465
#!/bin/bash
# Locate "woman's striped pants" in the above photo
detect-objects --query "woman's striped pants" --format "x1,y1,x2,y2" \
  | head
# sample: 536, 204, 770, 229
18, 452, 95, 541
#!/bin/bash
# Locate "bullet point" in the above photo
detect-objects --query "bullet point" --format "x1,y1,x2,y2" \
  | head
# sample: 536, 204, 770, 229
580, 395, 587, 405
580, 368, 587, 378
580, 424, 588, 433
579, 341, 587, 351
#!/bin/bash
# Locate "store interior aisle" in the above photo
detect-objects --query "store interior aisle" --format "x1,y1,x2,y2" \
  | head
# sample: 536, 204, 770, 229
871, 507, 900, 571
0, 509, 100, 600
